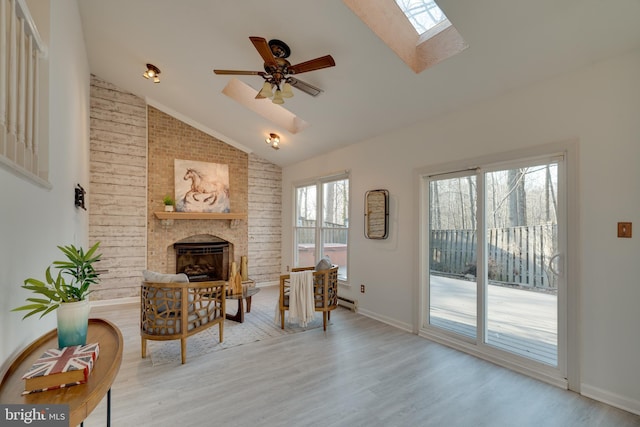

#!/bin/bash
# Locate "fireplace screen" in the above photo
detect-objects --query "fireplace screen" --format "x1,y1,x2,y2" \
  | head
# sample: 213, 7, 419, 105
174, 242, 229, 282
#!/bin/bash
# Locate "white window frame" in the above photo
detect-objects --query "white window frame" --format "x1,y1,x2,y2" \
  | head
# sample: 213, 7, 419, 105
293, 171, 350, 282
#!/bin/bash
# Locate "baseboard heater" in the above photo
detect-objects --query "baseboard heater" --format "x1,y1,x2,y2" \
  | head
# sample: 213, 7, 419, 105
337, 296, 358, 312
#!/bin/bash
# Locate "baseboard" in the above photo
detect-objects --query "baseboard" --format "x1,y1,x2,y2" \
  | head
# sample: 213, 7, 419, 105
580, 383, 640, 416
357, 307, 413, 333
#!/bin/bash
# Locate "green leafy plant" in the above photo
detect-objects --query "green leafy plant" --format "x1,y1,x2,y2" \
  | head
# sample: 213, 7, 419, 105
162, 195, 174, 206
12, 242, 102, 319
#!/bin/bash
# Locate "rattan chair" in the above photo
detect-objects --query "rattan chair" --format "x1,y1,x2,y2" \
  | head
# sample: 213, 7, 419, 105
140, 280, 226, 364
279, 265, 338, 331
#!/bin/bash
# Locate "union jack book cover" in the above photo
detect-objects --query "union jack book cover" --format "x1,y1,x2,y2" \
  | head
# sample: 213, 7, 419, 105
21, 342, 100, 394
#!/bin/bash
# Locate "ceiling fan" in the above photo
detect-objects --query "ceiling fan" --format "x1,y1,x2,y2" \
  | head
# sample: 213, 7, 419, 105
213, 36, 335, 104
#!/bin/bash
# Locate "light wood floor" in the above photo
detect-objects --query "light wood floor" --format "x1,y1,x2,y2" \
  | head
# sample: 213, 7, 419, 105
85, 286, 640, 427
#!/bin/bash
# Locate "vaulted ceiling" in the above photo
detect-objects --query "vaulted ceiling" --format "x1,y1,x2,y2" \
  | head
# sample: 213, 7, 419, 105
78, 0, 640, 167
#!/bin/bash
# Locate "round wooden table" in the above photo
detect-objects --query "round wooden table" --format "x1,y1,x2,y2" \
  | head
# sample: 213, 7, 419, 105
226, 286, 260, 323
0, 318, 123, 427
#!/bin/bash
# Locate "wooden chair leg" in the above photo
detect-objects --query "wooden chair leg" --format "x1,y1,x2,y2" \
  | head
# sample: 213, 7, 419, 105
219, 321, 224, 342
141, 337, 147, 358
180, 338, 186, 364
280, 310, 285, 329
323, 312, 327, 331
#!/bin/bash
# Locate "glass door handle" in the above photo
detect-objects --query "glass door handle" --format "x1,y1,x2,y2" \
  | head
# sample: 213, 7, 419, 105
549, 254, 562, 276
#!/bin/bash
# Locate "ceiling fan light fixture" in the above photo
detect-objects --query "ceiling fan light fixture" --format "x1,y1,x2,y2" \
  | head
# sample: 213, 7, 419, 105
281, 82, 294, 98
213, 37, 335, 106
259, 81, 273, 98
272, 89, 284, 104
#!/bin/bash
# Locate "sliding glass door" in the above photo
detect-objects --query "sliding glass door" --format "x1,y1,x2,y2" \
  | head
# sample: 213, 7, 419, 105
484, 164, 560, 366
429, 174, 477, 340
425, 155, 565, 371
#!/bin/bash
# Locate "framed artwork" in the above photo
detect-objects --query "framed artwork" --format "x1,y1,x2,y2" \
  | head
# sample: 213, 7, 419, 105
174, 159, 230, 213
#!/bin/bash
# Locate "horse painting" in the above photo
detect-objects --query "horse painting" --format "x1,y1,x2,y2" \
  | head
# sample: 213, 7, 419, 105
174, 160, 230, 213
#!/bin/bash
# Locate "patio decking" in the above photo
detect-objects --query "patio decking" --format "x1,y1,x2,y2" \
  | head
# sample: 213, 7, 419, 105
429, 275, 558, 366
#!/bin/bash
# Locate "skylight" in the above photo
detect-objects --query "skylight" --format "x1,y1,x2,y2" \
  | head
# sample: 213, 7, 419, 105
394, 0, 449, 35
343, 0, 467, 74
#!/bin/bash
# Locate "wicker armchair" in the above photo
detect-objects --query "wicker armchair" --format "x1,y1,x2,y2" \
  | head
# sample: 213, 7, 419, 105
279, 265, 338, 331
140, 280, 226, 364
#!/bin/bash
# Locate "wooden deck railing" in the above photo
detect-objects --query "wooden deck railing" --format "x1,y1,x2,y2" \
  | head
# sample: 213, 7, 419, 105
296, 219, 348, 244
430, 224, 558, 290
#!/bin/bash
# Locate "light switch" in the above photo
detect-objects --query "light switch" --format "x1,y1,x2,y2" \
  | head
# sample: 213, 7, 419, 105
617, 222, 632, 238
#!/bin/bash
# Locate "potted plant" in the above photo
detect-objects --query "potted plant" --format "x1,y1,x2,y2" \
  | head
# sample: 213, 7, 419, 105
163, 195, 175, 212
12, 242, 102, 348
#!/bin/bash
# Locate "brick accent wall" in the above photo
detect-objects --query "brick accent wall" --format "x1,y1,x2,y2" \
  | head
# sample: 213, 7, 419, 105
147, 106, 248, 275
248, 153, 282, 285
89, 75, 147, 299
89, 77, 282, 300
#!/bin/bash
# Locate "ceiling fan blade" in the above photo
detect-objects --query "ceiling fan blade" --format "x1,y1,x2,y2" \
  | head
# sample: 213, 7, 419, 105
288, 55, 335, 74
213, 69, 265, 76
288, 77, 324, 97
249, 36, 277, 68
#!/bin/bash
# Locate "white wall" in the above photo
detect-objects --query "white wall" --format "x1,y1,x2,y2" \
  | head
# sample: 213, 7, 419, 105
282, 48, 640, 413
0, 0, 90, 365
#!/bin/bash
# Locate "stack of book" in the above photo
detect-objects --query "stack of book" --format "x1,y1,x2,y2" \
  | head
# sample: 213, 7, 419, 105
21, 342, 100, 395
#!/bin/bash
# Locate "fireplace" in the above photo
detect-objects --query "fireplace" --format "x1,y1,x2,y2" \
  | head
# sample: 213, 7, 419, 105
174, 241, 229, 282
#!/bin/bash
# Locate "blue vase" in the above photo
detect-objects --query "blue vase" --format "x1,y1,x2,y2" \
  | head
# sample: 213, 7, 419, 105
56, 300, 90, 348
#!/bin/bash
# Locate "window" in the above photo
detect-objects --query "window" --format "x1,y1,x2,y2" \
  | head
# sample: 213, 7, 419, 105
394, 0, 449, 35
294, 173, 349, 281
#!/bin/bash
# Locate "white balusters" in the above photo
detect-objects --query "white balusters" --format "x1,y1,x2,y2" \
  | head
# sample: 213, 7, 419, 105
7, 0, 18, 157
0, 0, 7, 156
1, 0, 46, 183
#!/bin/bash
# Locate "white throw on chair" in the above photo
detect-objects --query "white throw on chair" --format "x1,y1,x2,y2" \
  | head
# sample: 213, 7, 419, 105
286, 270, 315, 327
278, 264, 339, 331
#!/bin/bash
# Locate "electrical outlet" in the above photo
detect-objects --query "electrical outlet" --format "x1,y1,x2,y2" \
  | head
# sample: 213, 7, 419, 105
618, 222, 632, 238
360, 284, 365, 293
286, 265, 290, 272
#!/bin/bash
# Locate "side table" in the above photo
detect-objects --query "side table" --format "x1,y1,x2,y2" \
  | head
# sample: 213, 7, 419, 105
226, 284, 260, 323
0, 318, 123, 427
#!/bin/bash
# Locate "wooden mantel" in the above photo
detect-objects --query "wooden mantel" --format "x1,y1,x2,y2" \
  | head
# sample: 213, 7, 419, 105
154, 211, 247, 228
154, 212, 247, 220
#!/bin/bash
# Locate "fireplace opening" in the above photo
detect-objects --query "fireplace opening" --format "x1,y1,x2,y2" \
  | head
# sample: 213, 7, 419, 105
174, 241, 229, 282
